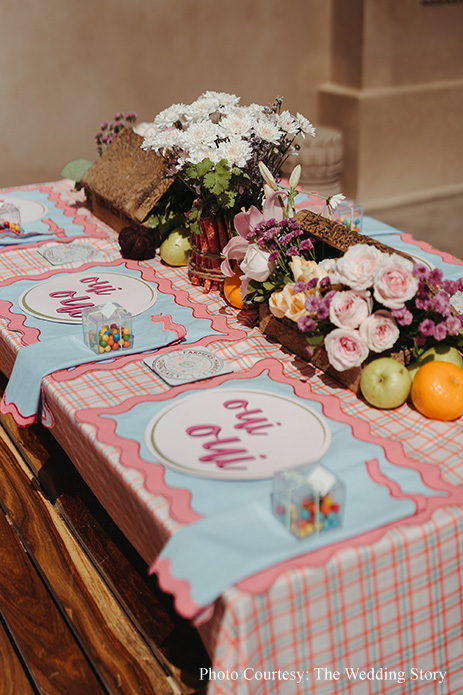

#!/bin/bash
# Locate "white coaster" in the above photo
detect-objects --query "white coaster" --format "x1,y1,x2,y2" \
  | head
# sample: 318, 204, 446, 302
38, 241, 103, 265
145, 348, 233, 386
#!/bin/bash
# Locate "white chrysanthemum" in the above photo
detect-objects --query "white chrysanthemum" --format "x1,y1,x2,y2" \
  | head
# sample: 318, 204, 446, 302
216, 137, 252, 167
219, 110, 253, 138
182, 120, 219, 150
185, 144, 220, 165
184, 97, 219, 122
295, 113, 316, 138
142, 129, 181, 155
278, 110, 298, 135
202, 91, 240, 109
153, 103, 186, 130
253, 118, 282, 144
243, 103, 265, 119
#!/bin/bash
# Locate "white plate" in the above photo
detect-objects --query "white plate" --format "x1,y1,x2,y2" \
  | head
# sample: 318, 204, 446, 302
18, 271, 157, 324
3, 197, 48, 223
145, 388, 331, 480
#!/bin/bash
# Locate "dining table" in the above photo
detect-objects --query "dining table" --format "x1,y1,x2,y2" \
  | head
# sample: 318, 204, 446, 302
0, 178, 462, 695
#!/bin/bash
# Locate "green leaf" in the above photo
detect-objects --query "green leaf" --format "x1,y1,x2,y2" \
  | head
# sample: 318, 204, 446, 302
203, 162, 232, 196
306, 333, 325, 347
60, 159, 93, 182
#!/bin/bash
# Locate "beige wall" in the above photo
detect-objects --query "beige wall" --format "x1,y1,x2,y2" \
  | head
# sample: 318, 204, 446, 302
0, 0, 330, 188
319, 0, 463, 208
2, 0, 462, 210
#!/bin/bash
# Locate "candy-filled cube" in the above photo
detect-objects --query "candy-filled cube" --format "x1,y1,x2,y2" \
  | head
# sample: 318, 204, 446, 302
81, 302, 133, 354
273, 463, 345, 539
0, 200, 21, 235
324, 199, 363, 234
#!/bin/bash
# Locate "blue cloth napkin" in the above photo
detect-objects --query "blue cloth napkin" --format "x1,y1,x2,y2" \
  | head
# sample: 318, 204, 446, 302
1, 314, 180, 422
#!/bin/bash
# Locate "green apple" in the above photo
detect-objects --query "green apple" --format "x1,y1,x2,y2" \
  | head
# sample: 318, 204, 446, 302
360, 357, 412, 409
408, 344, 463, 381
159, 228, 191, 266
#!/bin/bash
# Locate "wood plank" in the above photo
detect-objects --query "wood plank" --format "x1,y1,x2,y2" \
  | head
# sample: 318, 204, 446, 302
0, 373, 210, 694
0, 502, 105, 695
0, 425, 184, 695
0, 614, 36, 695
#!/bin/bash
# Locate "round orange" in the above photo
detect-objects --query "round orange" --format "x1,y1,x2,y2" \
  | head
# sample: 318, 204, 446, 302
410, 360, 463, 421
223, 271, 244, 309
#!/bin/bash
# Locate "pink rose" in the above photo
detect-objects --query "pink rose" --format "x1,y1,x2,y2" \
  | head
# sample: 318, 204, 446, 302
329, 290, 372, 329
335, 244, 383, 291
324, 328, 369, 371
240, 243, 275, 282
373, 255, 418, 309
359, 310, 400, 353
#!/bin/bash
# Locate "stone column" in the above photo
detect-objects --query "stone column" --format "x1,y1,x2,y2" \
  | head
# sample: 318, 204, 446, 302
317, 0, 463, 209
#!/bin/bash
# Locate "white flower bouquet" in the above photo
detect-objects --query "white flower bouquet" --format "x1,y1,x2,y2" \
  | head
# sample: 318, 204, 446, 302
141, 92, 315, 289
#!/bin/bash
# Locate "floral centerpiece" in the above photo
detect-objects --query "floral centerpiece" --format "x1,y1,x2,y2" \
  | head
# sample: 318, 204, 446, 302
141, 91, 315, 290
221, 168, 463, 391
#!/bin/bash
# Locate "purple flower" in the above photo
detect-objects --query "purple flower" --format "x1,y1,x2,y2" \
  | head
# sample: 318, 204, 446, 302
428, 268, 443, 286
304, 345, 314, 359
446, 316, 461, 335
415, 296, 430, 310
317, 302, 330, 320
417, 281, 430, 298
286, 246, 299, 257
293, 281, 308, 293
442, 279, 457, 294
305, 295, 321, 313
433, 323, 447, 341
419, 318, 435, 337
319, 276, 331, 289
268, 250, 279, 262
391, 306, 413, 326
414, 334, 427, 347
298, 316, 316, 332
307, 278, 319, 290
412, 263, 430, 280
300, 238, 314, 251
430, 291, 452, 317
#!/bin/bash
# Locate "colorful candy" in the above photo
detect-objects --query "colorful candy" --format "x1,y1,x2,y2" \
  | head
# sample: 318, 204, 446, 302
88, 323, 133, 354
273, 463, 345, 540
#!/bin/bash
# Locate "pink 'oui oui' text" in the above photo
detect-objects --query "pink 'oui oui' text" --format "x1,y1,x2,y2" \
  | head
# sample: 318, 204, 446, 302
186, 399, 280, 471
49, 276, 122, 318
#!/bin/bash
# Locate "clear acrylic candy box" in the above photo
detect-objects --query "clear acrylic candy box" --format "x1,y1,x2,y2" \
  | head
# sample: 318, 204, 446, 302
325, 199, 363, 233
81, 302, 133, 355
0, 200, 21, 235
273, 462, 345, 539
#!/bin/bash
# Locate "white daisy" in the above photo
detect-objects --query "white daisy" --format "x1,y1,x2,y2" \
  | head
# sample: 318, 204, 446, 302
295, 113, 316, 138
253, 118, 282, 144
278, 110, 298, 135
216, 137, 253, 168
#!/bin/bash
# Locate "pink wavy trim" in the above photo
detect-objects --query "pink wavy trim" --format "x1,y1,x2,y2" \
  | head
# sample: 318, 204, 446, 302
365, 457, 428, 514
0, 182, 106, 253
399, 233, 463, 266
149, 557, 204, 619
150, 313, 187, 341
0, 300, 41, 344
0, 396, 37, 426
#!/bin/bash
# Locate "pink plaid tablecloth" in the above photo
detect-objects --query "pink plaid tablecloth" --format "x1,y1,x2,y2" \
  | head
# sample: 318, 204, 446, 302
0, 180, 462, 695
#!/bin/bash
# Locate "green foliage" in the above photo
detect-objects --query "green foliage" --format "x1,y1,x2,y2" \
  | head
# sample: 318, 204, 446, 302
60, 159, 93, 183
